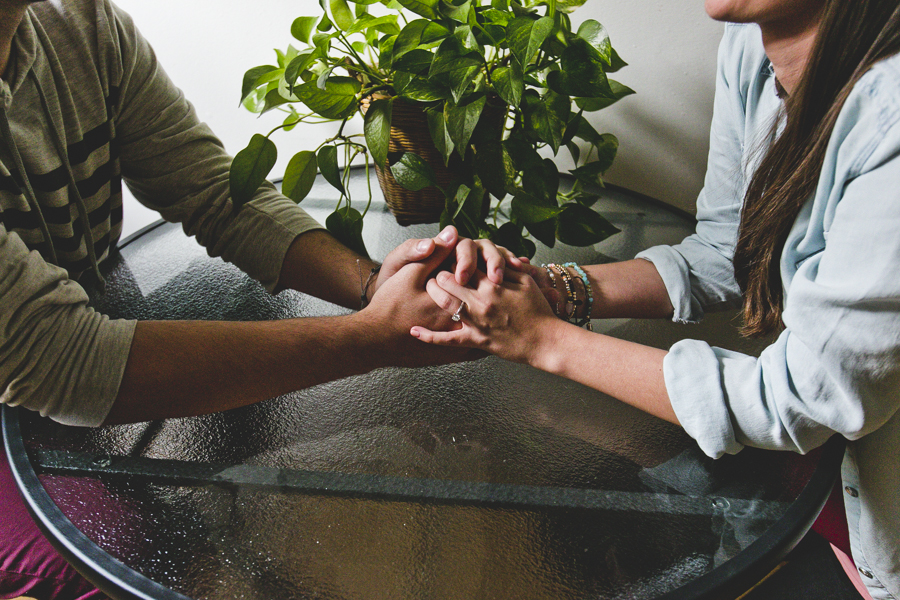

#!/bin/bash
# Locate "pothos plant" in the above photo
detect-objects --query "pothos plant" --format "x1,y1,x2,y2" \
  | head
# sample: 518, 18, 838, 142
230, 0, 634, 259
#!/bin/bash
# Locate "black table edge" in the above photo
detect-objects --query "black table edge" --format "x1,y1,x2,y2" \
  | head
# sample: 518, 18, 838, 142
3, 405, 191, 600
4, 403, 846, 600
656, 433, 846, 600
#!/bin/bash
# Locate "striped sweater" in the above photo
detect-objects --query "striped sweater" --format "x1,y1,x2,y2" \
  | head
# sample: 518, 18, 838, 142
0, 0, 321, 425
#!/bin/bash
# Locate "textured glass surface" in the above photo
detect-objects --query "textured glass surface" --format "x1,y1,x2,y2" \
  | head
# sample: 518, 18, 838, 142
21, 176, 819, 599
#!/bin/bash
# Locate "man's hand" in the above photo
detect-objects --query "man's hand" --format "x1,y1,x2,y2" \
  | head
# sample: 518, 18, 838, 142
371, 226, 527, 299
361, 240, 485, 368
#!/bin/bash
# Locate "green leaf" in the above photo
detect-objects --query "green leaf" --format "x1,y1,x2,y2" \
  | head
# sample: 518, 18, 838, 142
446, 94, 486, 159
429, 36, 483, 78
326, 207, 369, 258
608, 47, 628, 73
388, 151, 438, 191
378, 34, 397, 70
522, 158, 559, 202
317, 13, 334, 32
503, 129, 543, 171
295, 77, 361, 119
547, 38, 614, 98
262, 87, 293, 113
491, 222, 536, 259
364, 98, 392, 169
525, 218, 557, 248
575, 80, 635, 111
556, 203, 619, 246
442, 0, 473, 23
317, 145, 346, 195
329, 0, 355, 30
291, 17, 319, 43
593, 133, 619, 172
282, 151, 318, 202
576, 20, 612, 66
507, 16, 554, 67
566, 140, 580, 164
283, 106, 302, 131
285, 50, 321, 93
522, 89, 569, 153
426, 108, 455, 166
393, 19, 449, 63
492, 58, 524, 107
395, 0, 439, 19
346, 14, 400, 35
240, 65, 280, 105
230, 134, 277, 209
397, 76, 450, 101
475, 142, 515, 199
275, 46, 300, 70
570, 133, 618, 185
454, 25, 480, 52
573, 114, 602, 144
391, 48, 435, 75
480, 8, 510, 27
511, 191, 564, 224
451, 184, 473, 219
555, 0, 587, 13
574, 192, 600, 208
449, 65, 480, 103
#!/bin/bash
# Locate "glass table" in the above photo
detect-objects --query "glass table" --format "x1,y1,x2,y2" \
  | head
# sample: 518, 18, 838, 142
3, 172, 844, 600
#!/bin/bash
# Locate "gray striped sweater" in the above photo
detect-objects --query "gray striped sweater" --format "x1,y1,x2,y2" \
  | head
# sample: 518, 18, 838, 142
0, 0, 321, 425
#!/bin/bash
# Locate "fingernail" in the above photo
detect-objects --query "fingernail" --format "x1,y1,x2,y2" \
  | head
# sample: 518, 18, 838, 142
410, 328, 421, 338
416, 239, 430, 253
438, 226, 454, 243
438, 271, 452, 283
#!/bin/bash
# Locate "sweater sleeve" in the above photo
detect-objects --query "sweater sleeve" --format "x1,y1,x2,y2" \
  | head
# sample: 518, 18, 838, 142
0, 223, 136, 426
104, 2, 323, 293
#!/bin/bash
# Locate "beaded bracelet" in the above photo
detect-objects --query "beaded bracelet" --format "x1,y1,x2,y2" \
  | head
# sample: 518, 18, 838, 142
564, 262, 593, 331
543, 265, 561, 317
548, 263, 578, 320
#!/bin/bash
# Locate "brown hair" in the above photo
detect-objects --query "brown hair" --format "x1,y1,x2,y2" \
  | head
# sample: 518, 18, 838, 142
733, 0, 900, 336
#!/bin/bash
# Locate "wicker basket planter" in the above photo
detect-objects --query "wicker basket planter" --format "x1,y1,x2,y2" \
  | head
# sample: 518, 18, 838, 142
372, 99, 458, 226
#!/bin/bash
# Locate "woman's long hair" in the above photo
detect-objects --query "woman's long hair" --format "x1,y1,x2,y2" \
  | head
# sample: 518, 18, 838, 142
733, 0, 900, 336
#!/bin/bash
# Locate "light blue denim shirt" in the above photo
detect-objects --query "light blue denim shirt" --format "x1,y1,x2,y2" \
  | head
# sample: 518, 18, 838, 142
637, 24, 900, 598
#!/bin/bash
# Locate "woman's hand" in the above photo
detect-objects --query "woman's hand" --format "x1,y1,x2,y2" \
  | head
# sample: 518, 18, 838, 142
362, 250, 485, 369
372, 226, 527, 297
409, 268, 566, 366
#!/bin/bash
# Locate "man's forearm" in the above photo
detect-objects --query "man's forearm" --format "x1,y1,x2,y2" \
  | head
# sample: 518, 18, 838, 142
103, 314, 379, 424
275, 230, 377, 309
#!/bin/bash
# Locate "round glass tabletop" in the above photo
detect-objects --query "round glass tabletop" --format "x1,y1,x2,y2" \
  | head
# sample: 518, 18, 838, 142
3, 173, 843, 600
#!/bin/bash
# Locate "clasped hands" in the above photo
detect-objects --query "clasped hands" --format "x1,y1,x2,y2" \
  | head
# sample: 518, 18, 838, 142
363, 225, 558, 367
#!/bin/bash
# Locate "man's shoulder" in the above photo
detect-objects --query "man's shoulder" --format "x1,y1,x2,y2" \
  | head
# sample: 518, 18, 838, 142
29, 0, 115, 40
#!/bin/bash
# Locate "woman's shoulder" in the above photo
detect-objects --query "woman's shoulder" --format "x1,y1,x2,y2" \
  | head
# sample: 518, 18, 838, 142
832, 52, 900, 172
715, 23, 773, 103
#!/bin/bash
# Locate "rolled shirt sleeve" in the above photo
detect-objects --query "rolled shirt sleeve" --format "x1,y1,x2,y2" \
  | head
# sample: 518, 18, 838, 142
653, 27, 900, 458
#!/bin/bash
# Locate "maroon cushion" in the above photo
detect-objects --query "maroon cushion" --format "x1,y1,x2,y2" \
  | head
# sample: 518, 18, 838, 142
0, 446, 106, 600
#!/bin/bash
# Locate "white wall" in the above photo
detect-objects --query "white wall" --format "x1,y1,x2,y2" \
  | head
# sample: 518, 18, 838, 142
115, 1, 724, 236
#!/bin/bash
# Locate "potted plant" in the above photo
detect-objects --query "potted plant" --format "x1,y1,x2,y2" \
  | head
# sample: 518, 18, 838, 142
230, 0, 634, 259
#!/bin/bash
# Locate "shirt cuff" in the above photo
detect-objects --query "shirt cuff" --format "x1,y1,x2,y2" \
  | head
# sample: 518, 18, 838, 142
664, 339, 744, 458
635, 245, 703, 324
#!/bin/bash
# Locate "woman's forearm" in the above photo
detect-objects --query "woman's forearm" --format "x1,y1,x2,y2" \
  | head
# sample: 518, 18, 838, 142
583, 259, 675, 320
531, 320, 678, 425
